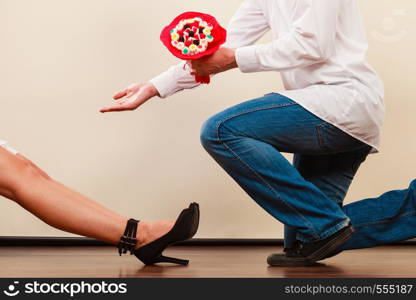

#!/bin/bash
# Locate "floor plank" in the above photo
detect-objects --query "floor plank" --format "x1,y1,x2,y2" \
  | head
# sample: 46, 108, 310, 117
0, 245, 414, 278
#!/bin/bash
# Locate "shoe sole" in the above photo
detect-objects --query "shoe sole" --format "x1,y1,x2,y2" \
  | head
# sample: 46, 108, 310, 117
267, 255, 321, 267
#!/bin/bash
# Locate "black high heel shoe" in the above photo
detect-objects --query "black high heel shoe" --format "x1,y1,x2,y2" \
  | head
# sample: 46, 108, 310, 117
117, 203, 199, 266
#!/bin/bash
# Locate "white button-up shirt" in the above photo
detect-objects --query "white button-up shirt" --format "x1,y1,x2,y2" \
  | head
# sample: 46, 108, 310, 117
150, 0, 385, 152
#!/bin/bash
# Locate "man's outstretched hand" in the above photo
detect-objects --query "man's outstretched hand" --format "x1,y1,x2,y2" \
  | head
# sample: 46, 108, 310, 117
101, 48, 236, 113
100, 82, 159, 113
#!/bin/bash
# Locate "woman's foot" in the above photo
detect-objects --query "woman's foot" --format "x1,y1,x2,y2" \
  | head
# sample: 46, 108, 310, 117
136, 220, 175, 249
133, 203, 200, 265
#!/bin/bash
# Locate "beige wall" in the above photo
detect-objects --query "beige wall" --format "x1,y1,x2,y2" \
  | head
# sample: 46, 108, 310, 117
0, 0, 415, 238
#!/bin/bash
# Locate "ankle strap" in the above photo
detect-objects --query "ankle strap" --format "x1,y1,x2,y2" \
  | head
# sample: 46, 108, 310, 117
118, 218, 139, 256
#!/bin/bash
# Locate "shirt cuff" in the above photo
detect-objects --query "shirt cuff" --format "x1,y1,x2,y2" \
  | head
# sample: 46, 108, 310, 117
235, 45, 260, 73
149, 70, 178, 99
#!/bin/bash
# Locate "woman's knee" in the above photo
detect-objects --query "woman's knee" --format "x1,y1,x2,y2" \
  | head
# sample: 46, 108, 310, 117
0, 156, 49, 200
18, 160, 46, 178
18, 157, 50, 180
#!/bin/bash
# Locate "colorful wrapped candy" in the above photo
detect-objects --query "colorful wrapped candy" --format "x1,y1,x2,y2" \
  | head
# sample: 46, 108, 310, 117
160, 12, 227, 84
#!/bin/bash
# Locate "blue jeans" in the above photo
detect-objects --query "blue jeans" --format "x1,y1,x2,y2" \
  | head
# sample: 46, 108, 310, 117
200, 93, 416, 248
340, 180, 416, 250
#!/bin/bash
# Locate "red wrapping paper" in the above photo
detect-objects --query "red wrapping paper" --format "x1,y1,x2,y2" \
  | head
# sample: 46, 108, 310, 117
160, 12, 227, 84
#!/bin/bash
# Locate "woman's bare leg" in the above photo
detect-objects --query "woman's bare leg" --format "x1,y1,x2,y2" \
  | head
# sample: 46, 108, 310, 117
0, 148, 174, 249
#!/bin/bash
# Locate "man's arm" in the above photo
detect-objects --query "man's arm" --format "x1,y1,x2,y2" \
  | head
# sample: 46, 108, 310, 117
223, 0, 270, 49
192, 0, 342, 76
236, 0, 341, 73
101, 0, 270, 112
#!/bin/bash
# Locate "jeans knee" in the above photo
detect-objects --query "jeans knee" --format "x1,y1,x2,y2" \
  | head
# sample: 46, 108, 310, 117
200, 116, 218, 152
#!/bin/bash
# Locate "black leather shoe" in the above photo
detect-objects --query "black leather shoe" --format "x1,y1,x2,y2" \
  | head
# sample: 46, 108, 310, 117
267, 248, 322, 267
267, 225, 354, 267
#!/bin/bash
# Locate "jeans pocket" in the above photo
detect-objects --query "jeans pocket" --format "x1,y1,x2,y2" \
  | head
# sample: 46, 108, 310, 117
316, 122, 368, 153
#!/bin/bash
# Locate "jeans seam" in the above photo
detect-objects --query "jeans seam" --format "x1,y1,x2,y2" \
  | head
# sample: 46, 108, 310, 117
353, 210, 416, 228
316, 123, 326, 151
216, 102, 298, 125
213, 102, 299, 151
215, 104, 321, 240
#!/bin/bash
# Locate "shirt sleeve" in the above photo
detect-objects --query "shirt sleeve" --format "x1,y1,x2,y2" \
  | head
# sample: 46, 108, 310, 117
149, 61, 198, 99
150, 0, 269, 98
236, 0, 341, 73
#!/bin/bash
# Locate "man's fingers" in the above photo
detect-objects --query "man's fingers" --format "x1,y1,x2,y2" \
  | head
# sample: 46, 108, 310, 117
100, 105, 130, 113
100, 100, 126, 113
125, 90, 137, 98
100, 98, 141, 113
100, 107, 119, 113
113, 90, 128, 100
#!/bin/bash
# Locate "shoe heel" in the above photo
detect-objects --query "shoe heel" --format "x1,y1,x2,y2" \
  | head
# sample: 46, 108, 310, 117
156, 255, 189, 266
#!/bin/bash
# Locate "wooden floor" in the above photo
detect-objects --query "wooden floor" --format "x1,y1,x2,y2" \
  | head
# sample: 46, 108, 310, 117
0, 245, 414, 278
